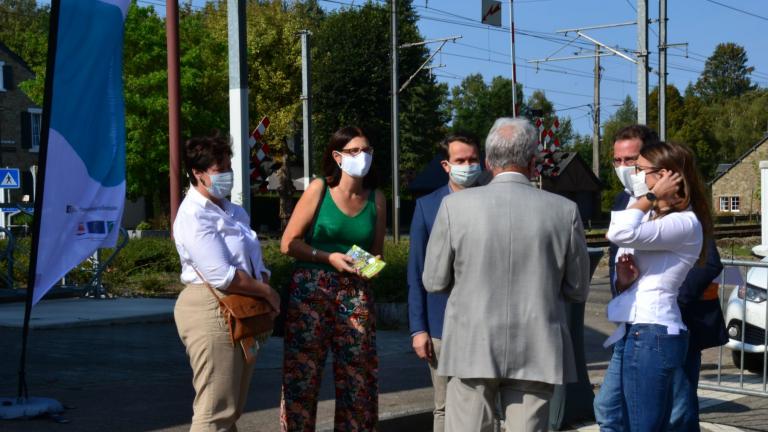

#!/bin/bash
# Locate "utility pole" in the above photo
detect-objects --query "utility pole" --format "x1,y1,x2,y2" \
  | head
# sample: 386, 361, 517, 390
509, 0, 518, 117
658, 0, 667, 140
399, 35, 461, 93
593, 45, 601, 177
637, 0, 648, 125
166, 0, 181, 228
228, 0, 250, 215
391, 0, 400, 242
530, 21, 636, 180
299, 30, 312, 189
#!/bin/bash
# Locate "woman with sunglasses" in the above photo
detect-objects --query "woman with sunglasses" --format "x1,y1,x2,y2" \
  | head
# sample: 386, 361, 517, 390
603, 140, 713, 431
279, 126, 386, 431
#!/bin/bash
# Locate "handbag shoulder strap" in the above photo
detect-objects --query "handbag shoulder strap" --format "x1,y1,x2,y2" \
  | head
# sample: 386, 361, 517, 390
304, 177, 327, 246
192, 267, 224, 303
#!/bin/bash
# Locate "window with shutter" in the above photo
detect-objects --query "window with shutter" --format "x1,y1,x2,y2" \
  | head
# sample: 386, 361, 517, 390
29, 110, 42, 151
1, 64, 12, 91
20, 112, 31, 148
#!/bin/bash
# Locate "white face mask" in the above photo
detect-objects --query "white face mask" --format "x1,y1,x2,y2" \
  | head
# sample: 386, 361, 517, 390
614, 165, 636, 195
447, 163, 482, 187
336, 151, 373, 178
206, 171, 234, 199
629, 170, 650, 197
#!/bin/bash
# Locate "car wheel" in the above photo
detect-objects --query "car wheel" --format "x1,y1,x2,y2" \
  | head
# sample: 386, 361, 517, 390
731, 350, 767, 373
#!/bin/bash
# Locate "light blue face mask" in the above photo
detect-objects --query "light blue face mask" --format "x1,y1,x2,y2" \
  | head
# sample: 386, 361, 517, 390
207, 170, 234, 199
447, 163, 482, 187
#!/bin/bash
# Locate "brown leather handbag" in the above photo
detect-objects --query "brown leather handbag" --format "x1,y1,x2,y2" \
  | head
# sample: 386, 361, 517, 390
194, 269, 274, 363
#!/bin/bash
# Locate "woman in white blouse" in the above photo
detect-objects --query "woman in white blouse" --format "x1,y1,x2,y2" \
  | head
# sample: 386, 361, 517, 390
172, 134, 280, 431
604, 141, 713, 431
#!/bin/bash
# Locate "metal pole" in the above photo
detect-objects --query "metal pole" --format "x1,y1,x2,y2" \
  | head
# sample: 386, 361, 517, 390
659, 0, 667, 140
593, 44, 600, 178
509, 0, 518, 117
637, 0, 648, 124
300, 30, 313, 189
391, 0, 400, 242
228, 0, 250, 215
166, 0, 181, 229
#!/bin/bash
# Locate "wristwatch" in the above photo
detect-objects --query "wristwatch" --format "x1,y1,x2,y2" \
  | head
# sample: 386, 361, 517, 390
645, 191, 657, 203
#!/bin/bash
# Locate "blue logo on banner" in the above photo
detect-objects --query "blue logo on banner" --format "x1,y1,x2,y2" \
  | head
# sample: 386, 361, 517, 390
86, 221, 106, 234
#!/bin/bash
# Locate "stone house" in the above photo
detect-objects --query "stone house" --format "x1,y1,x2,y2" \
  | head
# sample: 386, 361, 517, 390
0, 42, 40, 202
710, 135, 768, 216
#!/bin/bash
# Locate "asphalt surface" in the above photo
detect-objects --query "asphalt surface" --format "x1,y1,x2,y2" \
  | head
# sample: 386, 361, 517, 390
0, 269, 766, 431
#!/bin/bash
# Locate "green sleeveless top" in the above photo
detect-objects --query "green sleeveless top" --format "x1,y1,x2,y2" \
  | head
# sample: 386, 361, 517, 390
299, 185, 377, 271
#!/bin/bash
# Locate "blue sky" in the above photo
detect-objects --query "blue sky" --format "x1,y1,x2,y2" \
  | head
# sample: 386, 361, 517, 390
121, 0, 768, 137
323, 0, 768, 137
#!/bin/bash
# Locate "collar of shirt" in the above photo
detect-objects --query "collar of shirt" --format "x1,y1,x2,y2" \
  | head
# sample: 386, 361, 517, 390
187, 185, 235, 218
494, 171, 529, 181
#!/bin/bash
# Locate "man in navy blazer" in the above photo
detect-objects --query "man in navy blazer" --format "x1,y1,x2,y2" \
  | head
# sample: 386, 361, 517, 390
596, 125, 728, 431
408, 133, 482, 432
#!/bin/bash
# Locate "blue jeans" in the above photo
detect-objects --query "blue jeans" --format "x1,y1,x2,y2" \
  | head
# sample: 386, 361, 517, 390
668, 349, 702, 432
594, 324, 689, 432
594, 334, 626, 431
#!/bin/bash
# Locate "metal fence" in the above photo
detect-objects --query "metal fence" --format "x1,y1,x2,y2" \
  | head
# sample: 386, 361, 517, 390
0, 225, 129, 298
698, 258, 768, 398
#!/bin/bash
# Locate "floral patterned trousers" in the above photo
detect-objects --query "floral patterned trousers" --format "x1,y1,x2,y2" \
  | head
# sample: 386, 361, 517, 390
280, 268, 379, 431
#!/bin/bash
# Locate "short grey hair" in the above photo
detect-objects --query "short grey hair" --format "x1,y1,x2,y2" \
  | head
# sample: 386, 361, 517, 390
484, 117, 538, 169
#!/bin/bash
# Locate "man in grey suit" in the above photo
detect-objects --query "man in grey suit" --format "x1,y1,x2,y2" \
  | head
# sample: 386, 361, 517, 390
422, 117, 590, 432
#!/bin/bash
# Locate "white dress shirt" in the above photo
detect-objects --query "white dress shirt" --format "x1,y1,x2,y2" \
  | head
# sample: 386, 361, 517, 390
173, 187, 270, 290
603, 207, 702, 346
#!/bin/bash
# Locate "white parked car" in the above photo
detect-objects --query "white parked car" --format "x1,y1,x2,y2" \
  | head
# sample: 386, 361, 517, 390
725, 257, 768, 371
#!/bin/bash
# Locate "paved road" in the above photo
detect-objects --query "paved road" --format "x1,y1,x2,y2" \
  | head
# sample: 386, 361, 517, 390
0, 271, 766, 431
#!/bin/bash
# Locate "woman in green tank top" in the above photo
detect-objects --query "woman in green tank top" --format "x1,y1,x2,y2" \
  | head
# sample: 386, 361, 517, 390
279, 126, 386, 431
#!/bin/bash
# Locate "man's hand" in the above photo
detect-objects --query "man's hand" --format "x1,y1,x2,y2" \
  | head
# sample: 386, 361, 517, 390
412, 332, 433, 361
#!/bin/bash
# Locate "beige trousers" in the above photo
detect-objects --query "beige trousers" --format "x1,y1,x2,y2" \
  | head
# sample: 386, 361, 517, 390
429, 338, 448, 432
445, 377, 554, 432
174, 284, 258, 432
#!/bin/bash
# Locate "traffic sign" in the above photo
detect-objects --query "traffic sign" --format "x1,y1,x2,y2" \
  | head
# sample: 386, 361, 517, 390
481, 0, 502, 27
0, 168, 20, 189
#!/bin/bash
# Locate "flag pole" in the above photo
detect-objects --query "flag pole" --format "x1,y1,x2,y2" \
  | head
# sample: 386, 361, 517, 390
16, 0, 60, 404
1, 0, 65, 418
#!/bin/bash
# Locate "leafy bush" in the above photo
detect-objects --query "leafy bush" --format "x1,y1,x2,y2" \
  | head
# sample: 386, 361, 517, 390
370, 239, 409, 302
0, 236, 412, 303
135, 220, 152, 230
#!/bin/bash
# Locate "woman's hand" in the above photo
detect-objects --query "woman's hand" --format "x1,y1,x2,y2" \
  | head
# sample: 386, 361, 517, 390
328, 252, 357, 274
616, 253, 639, 294
262, 284, 281, 319
651, 170, 683, 202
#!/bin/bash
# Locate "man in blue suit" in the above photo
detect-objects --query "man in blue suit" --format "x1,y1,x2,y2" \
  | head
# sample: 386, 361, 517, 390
595, 125, 728, 431
408, 134, 482, 432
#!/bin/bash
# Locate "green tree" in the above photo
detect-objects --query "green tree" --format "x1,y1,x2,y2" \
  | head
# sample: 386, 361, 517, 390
450, 74, 523, 140
667, 86, 719, 180
312, 0, 448, 189
566, 134, 594, 168
648, 84, 685, 137
707, 89, 768, 165
1, 0, 50, 104
693, 42, 755, 102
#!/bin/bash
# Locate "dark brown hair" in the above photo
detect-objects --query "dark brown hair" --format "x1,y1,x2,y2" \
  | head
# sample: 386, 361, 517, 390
184, 133, 233, 186
615, 124, 660, 147
641, 141, 713, 264
438, 133, 480, 160
321, 126, 378, 188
